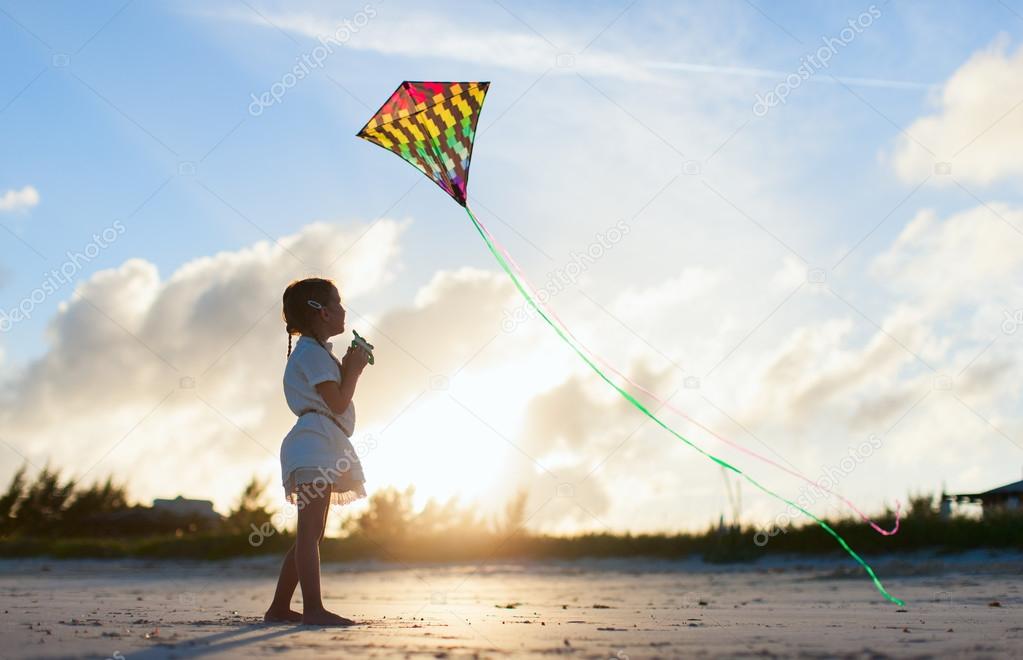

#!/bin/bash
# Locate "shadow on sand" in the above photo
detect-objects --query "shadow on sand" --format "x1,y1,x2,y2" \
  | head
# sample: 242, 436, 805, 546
126, 622, 310, 658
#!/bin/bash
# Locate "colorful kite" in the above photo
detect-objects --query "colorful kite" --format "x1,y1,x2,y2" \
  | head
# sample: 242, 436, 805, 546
357, 81, 904, 606
356, 81, 487, 206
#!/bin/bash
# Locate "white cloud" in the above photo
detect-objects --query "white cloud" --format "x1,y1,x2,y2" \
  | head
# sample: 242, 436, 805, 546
0, 215, 558, 517
3, 202, 1019, 531
353, 265, 519, 422
769, 255, 806, 292
890, 35, 1023, 186
872, 204, 1023, 310
209, 5, 649, 81
0, 186, 39, 213
738, 202, 1023, 437
0, 219, 414, 510
204, 4, 937, 91
610, 266, 720, 324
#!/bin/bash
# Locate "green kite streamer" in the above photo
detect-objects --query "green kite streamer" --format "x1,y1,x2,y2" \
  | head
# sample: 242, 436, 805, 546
463, 205, 904, 607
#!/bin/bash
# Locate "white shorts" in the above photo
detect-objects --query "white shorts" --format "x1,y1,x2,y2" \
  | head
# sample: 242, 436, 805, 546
284, 466, 367, 508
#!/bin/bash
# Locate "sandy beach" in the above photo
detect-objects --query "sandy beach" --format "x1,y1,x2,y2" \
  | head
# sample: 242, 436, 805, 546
1, 552, 1020, 659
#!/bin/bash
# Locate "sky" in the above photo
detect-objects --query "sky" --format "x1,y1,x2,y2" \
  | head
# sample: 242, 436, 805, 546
2, 0, 1023, 535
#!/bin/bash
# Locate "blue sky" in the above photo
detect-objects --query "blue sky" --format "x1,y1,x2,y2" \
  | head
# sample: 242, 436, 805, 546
2, 0, 1023, 533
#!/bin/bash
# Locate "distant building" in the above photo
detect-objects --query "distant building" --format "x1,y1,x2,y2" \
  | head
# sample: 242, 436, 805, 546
943, 479, 1023, 517
152, 496, 221, 520
83, 497, 223, 535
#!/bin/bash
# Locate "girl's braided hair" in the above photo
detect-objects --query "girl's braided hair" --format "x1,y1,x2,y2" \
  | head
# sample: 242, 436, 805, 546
281, 277, 339, 358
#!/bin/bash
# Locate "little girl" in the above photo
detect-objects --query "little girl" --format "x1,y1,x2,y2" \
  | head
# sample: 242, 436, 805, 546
264, 277, 372, 626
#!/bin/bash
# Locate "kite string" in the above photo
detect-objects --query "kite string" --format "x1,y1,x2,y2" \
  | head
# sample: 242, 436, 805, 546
463, 204, 904, 607
468, 209, 901, 537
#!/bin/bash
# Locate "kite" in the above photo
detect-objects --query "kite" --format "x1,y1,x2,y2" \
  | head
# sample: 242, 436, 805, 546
357, 81, 904, 606
356, 81, 485, 206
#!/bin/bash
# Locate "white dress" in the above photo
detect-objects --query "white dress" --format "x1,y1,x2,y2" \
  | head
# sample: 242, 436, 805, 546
280, 334, 367, 507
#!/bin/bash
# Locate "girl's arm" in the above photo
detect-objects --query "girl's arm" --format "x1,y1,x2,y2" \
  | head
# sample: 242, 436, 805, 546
315, 344, 369, 415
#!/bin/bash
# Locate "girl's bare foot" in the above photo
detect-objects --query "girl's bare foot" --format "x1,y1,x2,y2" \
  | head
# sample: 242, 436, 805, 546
301, 608, 356, 626
263, 607, 303, 623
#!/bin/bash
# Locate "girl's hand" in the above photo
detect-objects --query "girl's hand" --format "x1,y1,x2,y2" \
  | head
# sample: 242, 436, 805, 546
341, 344, 370, 376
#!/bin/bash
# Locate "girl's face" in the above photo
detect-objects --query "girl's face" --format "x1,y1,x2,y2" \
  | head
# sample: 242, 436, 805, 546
324, 288, 346, 337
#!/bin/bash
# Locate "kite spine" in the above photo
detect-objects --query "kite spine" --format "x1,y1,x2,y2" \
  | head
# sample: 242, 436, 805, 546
463, 204, 905, 607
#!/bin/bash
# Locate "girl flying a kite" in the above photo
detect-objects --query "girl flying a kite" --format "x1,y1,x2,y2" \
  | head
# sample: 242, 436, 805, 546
265, 277, 372, 626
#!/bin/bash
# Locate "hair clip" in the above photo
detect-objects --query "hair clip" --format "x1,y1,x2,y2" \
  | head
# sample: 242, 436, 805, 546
306, 300, 324, 310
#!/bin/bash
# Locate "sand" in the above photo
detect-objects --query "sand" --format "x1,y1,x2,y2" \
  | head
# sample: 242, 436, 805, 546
1, 552, 1020, 659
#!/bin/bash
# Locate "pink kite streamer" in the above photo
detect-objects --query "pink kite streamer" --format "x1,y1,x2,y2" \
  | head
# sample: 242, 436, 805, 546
470, 210, 901, 537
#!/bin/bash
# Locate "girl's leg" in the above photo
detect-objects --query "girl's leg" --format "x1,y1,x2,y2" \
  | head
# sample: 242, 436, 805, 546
295, 483, 355, 626
320, 494, 330, 543
264, 541, 302, 622
264, 484, 336, 623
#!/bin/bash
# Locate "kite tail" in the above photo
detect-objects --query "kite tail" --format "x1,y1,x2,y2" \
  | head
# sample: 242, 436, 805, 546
463, 204, 904, 607
469, 209, 901, 538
